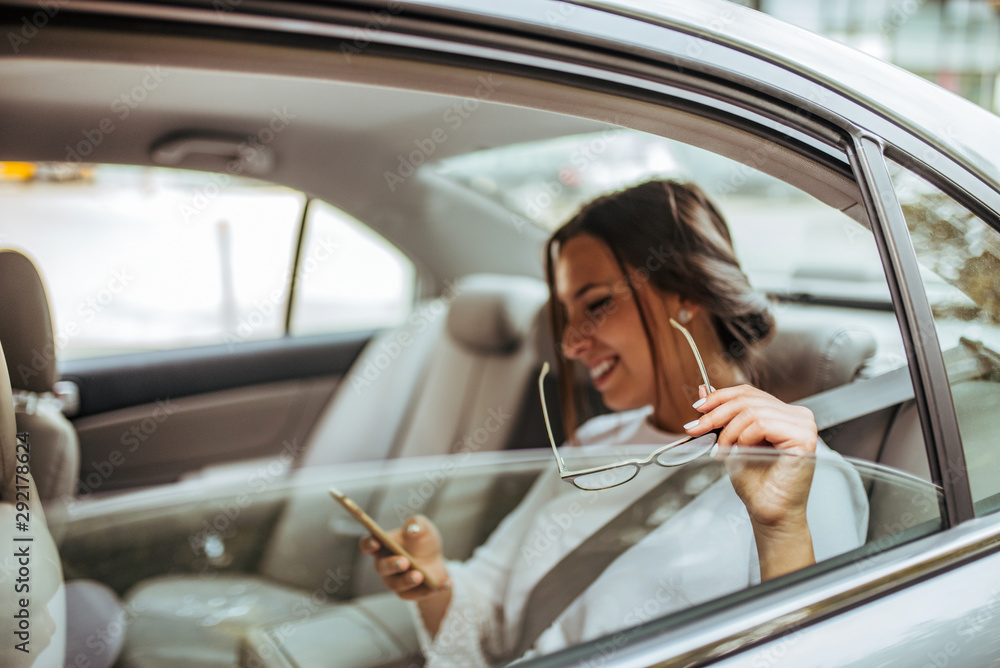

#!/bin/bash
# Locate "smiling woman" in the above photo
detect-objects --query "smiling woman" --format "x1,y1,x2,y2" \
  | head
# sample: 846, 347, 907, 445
360, 179, 868, 665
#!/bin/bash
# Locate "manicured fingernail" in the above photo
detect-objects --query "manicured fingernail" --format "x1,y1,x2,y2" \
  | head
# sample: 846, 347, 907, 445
407, 572, 419, 584
366, 537, 380, 550
405, 522, 421, 535
683, 419, 699, 430
393, 558, 404, 570
710, 443, 719, 458
442, 580, 453, 590
692, 398, 706, 409
698, 384, 708, 398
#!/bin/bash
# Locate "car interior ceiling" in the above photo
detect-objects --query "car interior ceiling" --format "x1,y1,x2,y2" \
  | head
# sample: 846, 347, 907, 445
0, 24, 870, 276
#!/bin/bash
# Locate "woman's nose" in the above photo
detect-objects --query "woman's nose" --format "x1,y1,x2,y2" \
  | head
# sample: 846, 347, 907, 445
561, 323, 591, 359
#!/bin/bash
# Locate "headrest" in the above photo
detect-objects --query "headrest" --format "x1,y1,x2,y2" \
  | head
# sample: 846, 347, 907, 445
446, 274, 550, 355
757, 308, 877, 403
0, 250, 57, 393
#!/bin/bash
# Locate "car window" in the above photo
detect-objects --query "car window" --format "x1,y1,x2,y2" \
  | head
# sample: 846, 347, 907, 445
288, 199, 414, 337
434, 130, 892, 308
50, 449, 941, 668
0, 163, 415, 359
887, 160, 1000, 515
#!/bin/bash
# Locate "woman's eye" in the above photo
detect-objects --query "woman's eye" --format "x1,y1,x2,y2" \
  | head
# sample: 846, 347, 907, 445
585, 297, 612, 314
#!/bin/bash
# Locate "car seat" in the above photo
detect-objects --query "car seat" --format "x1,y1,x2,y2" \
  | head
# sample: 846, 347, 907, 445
119, 273, 553, 668
0, 249, 125, 668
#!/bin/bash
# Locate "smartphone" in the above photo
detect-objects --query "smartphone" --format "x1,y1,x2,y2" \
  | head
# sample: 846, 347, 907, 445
329, 487, 441, 590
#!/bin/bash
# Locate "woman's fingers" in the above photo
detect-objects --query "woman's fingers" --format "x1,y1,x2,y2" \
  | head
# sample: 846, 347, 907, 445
358, 534, 381, 555
686, 385, 817, 453
360, 515, 452, 601
375, 554, 410, 578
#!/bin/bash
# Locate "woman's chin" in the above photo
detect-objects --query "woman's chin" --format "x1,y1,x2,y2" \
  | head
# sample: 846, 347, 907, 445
598, 389, 645, 413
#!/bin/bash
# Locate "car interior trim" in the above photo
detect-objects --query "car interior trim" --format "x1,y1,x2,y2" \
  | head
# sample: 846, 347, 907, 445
32, 1, 850, 158
284, 196, 313, 334
58, 331, 372, 417
852, 135, 975, 527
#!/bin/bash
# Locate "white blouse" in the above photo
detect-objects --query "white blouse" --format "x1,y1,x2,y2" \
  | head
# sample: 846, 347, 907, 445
410, 407, 869, 666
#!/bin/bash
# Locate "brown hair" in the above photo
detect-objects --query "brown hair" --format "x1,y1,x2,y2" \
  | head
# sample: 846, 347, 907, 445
544, 180, 773, 440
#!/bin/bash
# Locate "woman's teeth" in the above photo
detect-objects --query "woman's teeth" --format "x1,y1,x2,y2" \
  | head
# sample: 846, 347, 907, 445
591, 357, 617, 380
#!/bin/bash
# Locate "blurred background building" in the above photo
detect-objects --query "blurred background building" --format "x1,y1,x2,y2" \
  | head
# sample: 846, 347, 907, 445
731, 0, 1000, 112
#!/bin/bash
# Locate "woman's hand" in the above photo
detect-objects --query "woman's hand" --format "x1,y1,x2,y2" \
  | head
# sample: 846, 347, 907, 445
359, 514, 452, 601
683, 384, 817, 579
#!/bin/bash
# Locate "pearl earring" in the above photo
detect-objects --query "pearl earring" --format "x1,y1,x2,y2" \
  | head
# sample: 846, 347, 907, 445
677, 308, 692, 324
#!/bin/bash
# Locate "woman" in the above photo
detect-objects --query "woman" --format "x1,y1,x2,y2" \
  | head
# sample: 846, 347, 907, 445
361, 180, 868, 666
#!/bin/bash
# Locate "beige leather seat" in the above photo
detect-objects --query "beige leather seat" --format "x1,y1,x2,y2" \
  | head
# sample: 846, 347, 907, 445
0, 249, 125, 668
0, 250, 80, 503
0, 336, 68, 668
120, 274, 553, 668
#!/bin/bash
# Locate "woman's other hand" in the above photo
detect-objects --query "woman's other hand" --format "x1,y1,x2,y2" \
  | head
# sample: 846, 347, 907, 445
359, 514, 452, 602
684, 384, 817, 579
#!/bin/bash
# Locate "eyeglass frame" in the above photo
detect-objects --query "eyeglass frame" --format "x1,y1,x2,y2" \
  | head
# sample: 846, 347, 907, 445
539, 317, 719, 491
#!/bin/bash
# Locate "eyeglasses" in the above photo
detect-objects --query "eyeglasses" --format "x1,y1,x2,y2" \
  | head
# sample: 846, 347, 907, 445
539, 317, 718, 491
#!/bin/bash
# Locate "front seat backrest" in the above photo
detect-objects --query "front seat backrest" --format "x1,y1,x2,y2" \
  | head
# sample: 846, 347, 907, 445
0, 336, 68, 666
0, 250, 80, 503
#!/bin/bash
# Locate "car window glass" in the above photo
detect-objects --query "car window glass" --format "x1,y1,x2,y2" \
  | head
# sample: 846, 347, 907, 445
0, 163, 303, 359
288, 199, 415, 337
434, 130, 892, 308
49, 450, 941, 668
887, 160, 1000, 515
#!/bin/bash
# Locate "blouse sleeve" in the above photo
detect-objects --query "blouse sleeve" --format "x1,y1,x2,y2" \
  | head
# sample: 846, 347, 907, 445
407, 468, 560, 667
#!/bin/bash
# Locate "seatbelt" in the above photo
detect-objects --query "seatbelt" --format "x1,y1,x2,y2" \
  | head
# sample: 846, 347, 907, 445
514, 462, 725, 658
514, 347, 985, 657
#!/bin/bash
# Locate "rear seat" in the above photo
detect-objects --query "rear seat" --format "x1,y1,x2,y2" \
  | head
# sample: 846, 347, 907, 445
120, 273, 553, 668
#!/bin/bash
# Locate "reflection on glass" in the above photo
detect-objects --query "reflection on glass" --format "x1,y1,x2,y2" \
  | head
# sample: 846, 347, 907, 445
888, 160, 1000, 514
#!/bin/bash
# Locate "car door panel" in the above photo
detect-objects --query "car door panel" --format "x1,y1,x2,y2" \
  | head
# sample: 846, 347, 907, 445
712, 543, 1000, 667
61, 332, 372, 491
72, 376, 339, 492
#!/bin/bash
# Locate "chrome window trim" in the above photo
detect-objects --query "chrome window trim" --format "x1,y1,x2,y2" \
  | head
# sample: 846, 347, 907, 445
851, 136, 974, 526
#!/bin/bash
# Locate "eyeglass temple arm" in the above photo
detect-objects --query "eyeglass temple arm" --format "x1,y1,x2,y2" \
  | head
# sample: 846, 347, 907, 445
538, 362, 566, 472
668, 318, 712, 391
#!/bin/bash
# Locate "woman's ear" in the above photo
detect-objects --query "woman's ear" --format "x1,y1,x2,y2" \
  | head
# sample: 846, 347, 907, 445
676, 298, 702, 325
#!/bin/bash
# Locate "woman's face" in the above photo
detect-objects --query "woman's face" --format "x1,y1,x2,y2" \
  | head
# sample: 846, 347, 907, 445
554, 234, 659, 411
